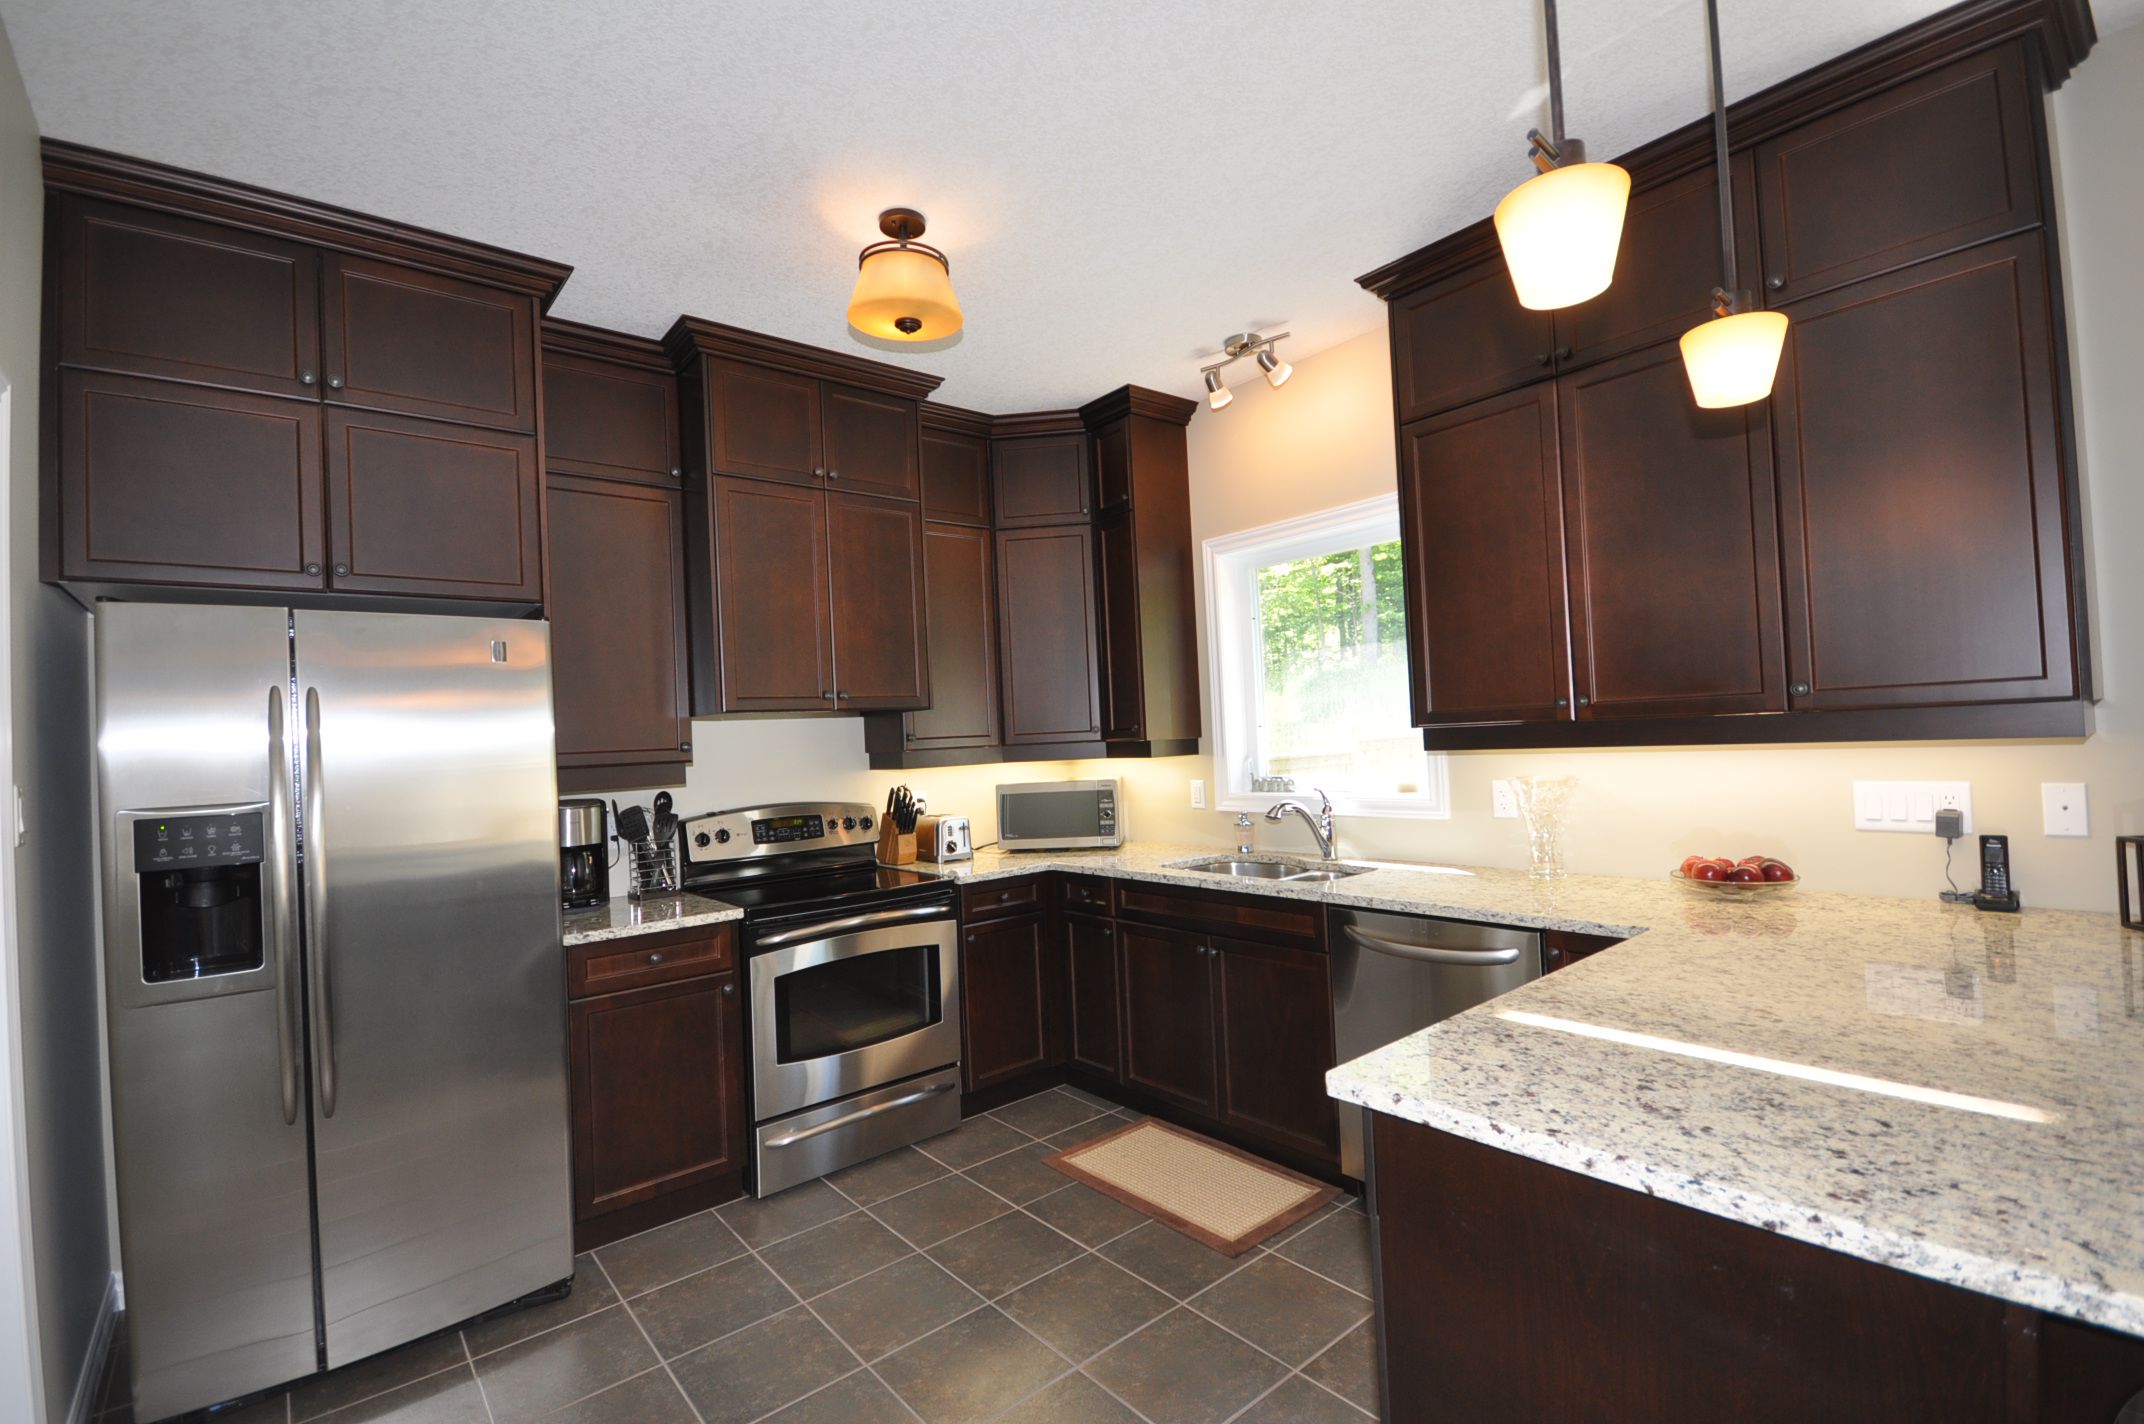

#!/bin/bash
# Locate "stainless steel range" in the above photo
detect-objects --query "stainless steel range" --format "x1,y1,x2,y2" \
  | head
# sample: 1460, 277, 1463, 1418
680, 802, 962, 1195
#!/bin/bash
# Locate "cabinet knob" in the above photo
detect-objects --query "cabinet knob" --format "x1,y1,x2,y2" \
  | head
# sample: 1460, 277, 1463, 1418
836, 691, 850, 702
669, 467, 682, 479
1575, 694, 1591, 708
1554, 346, 1572, 361
1766, 275, 1785, 291
304, 562, 321, 576
334, 562, 349, 577
813, 467, 826, 478
722, 982, 736, 997
327, 375, 344, 390
824, 690, 838, 702
647, 951, 664, 964
827, 468, 840, 481
1554, 696, 1569, 709
1534, 352, 1552, 367
300, 370, 317, 386
1790, 680, 1811, 697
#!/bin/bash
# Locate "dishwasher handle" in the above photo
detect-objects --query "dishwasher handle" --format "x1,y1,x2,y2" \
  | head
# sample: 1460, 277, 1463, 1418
1343, 925, 1522, 967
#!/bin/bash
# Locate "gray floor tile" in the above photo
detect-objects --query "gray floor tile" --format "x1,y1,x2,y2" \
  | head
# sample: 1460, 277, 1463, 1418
875, 1308, 1068, 1424
717, 1180, 852, 1249
469, 1306, 657, 1423
308, 1365, 489, 1424
758, 1368, 915, 1423
1054, 1084, 1121, 1113
925, 1211, 1084, 1300
1098, 1220, 1251, 1300
811, 1255, 985, 1363
1022, 1183, 1148, 1249
1235, 1374, 1374, 1423
870, 1174, 1012, 1248
288, 1330, 465, 1419
997, 1371, 1143, 1424
988, 1090, 1109, 1140
1273, 1209, 1374, 1296
669, 1307, 859, 1424
1300, 1320, 1381, 1415
461, 1257, 620, 1356
998, 1255, 1173, 1363
826, 1145, 949, 1206
594, 1212, 747, 1299
962, 1143, 1070, 1206
540, 1366, 699, 1424
1189, 1254, 1371, 1367
1262, 1198, 1346, 1249
628, 1252, 796, 1358
758, 1212, 912, 1299
198, 1395, 288, 1424
914, 1116, 1032, 1170
1036, 1119, 1129, 1153
1085, 1308, 1286, 1424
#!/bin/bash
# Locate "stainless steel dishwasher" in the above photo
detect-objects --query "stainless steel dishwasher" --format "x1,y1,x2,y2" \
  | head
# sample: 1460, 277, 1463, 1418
1330, 907, 1542, 1177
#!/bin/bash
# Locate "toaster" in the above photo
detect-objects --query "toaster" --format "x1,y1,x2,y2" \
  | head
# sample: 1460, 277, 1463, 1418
916, 814, 973, 863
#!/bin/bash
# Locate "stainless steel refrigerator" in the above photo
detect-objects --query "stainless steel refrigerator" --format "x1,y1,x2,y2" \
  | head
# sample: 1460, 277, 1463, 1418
94, 603, 571, 1421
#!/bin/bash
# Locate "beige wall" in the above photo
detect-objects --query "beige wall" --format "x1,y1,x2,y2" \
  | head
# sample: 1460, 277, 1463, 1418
1108, 24, 2144, 914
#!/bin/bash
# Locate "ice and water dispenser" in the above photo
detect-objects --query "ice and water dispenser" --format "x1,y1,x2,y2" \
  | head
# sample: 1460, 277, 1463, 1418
131, 808, 267, 983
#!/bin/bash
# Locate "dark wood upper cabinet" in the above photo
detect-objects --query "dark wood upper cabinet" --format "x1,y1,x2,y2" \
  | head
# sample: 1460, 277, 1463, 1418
323, 409, 542, 601
1772, 234, 2074, 710
823, 383, 920, 501
919, 409, 992, 526
1064, 913, 1121, 1082
322, 255, 538, 433
1391, 262, 1556, 423
996, 523, 1102, 746
1092, 420, 1132, 513
705, 358, 824, 485
698, 477, 833, 712
992, 432, 1090, 526
1754, 45, 2039, 304
961, 912, 1054, 1094
1214, 937, 1338, 1161
827, 491, 929, 709
1558, 343, 1785, 720
877, 522, 999, 755
1095, 507, 1145, 740
54, 369, 325, 591
1399, 384, 1571, 726
542, 336, 681, 485
56, 196, 321, 398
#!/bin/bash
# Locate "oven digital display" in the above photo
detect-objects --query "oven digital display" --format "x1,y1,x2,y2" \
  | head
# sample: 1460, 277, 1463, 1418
752, 814, 825, 845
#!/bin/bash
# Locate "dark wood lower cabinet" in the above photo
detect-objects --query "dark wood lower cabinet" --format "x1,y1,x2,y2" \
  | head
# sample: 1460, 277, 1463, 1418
1213, 936, 1338, 1160
1064, 913, 1121, 1081
1117, 925, 1218, 1118
960, 912, 1055, 1094
323, 408, 542, 600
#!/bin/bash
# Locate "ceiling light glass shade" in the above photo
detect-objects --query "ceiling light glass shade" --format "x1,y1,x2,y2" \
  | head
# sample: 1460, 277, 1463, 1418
847, 245, 962, 341
1679, 309, 1789, 408
1493, 161, 1632, 310
1204, 370, 1233, 411
1257, 349, 1293, 388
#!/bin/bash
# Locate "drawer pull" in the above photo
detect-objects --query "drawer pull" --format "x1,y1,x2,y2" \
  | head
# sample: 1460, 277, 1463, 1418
648, 952, 664, 964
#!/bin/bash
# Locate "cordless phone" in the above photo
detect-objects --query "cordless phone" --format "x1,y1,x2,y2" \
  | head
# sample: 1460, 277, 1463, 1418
1974, 834, 2020, 913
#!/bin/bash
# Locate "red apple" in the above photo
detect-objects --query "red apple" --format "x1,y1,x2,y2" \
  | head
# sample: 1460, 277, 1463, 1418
1690, 861, 1728, 882
1680, 855, 1707, 877
1728, 865, 1763, 884
1738, 855, 1767, 868
1762, 860, 1796, 882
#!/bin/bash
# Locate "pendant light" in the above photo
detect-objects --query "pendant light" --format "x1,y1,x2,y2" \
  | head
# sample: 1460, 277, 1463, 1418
1494, 0, 1631, 311
1679, 0, 1787, 408
847, 207, 963, 341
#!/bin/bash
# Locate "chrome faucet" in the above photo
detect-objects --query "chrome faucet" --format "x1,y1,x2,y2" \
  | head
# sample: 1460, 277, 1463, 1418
1265, 788, 1337, 860
1235, 813, 1255, 856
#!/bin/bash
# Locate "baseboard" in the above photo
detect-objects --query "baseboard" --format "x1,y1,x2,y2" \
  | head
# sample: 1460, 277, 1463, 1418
64, 1273, 120, 1424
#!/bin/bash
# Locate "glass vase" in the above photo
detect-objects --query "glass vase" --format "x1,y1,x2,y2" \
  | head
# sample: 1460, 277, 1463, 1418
1511, 776, 1575, 880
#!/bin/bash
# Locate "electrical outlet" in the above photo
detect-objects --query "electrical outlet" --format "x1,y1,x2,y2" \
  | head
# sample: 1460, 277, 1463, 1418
2041, 782, 2088, 837
1491, 780, 1519, 819
1853, 781, 1972, 834
1189, 779, 1206, 810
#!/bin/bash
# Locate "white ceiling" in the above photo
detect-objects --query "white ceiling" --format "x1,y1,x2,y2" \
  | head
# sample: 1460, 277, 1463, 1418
4, 1, 2137, 411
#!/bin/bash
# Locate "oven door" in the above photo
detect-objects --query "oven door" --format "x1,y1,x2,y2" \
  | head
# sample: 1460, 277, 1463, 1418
749, 906, 961, 1121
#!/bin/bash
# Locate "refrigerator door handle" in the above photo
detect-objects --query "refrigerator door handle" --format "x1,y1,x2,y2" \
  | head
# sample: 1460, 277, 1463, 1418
303, 686, 337, 1118
267, 687, 301, 1125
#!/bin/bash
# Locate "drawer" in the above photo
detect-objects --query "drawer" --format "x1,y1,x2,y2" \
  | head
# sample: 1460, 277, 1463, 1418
1116, 882, 1322, 949
1060, 875, 1113, 915
568, 924, 736, 999
961, 876, 1046, 924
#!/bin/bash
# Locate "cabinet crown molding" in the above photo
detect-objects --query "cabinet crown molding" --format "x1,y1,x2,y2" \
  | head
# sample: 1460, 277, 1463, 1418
920, 400, 996, 438
988, 409, 1088, 439
663, 315, 944, 399
43, 139, 574, 308
1079, 384, 1200, 429
541, 317, 671, 373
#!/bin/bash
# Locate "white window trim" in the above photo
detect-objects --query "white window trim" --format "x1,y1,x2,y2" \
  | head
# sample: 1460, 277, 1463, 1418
1202, 495, 1450, 820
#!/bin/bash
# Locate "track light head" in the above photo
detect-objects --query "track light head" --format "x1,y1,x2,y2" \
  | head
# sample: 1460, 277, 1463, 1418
1204, 369, 1233, 411
1256, 349, 1293, 388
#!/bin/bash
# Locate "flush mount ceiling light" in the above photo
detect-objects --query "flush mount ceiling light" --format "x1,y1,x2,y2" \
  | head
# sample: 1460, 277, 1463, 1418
1200, 332, 1291, 411
1679, 0, 1788, 408
1493, 0, 1631, 310
847, 207, 962, 341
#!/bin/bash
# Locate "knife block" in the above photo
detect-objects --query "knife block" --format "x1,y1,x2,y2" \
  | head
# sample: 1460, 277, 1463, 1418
875, 820, 918, 866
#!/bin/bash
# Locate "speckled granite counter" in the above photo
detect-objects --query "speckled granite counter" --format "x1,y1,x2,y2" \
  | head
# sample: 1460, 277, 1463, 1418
929, 843, 2144, 1337
561, 892, 740, 946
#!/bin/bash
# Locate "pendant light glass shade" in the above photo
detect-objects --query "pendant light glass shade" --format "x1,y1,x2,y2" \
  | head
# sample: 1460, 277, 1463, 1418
1494, 160, 1631, 311
847, 209, 962, 341
1679, 309, 1788, 408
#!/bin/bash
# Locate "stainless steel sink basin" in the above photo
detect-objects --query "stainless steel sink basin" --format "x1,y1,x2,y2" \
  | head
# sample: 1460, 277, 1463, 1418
1176, 856, 1375, 882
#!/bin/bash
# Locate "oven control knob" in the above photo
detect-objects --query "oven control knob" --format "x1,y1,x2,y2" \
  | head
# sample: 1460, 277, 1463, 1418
693, 831, 711, 848
714, 828, 731, 845
859, 815, 874, 831
843, 817, 856, 830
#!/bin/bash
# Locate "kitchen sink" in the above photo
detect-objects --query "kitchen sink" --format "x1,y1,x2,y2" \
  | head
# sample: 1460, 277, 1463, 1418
1175, 856, 1375, 882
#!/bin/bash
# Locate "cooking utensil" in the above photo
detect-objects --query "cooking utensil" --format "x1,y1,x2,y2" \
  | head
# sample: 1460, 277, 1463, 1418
613, 800, 650, 845
651, 791, 676, 845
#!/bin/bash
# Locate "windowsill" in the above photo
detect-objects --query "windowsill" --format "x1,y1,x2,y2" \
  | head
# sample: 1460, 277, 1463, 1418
1216, 792, 1452, 821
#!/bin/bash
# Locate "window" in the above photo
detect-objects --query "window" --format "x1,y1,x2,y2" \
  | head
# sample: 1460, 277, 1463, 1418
1205, 496, 1447, 817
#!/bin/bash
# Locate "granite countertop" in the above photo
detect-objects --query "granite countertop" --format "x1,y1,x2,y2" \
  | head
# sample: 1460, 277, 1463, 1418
561, 891, 742, 946
930, 843, 2144, 1338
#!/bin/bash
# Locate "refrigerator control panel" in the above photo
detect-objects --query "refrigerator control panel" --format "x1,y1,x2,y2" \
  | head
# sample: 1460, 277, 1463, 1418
133, 810, 265, 869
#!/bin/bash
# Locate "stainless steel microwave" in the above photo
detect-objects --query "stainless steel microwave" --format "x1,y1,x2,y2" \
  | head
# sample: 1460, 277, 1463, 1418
996, 779, 1122, 850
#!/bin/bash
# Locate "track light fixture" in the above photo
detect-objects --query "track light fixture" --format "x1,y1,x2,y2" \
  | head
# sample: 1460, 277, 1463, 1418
1199, 332, 1291, 412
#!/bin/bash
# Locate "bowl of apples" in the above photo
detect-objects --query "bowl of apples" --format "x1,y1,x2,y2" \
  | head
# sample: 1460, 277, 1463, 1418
1672, 854, 1798, 895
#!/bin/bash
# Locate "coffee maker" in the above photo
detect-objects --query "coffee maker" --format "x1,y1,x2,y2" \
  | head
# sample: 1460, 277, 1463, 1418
558, 799, 609, 910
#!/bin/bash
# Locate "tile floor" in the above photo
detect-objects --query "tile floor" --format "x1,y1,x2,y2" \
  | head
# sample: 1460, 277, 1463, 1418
94, 1087, 1380, 1424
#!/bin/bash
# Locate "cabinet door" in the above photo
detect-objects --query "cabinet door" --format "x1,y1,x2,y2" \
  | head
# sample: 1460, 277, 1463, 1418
1118, 925, 1217, 1117
1754, 45, 2039, 303
1391, 261, 1557, 423
1771, 235, 2074, 709
827, 491, 929, 710
707, 359, 823, 485
1215, 936, 1338, 1161
962, 914, 1052, 1093
1557, 343, 1785, 719
542, 352, 681, 485
823, 384, 920, 501
323, 409, 542, 600
920, 425, 991, 526
1398, 384, 1571, 725
1065, 914, 1121, 1082
996, 524, 1102, 745
708, 478, 833, 711
57, 196, 322, 399
1092, 419, 1132, 513
992, 434, 1090, 526
905, 523, 1000, 751
323, 255, 537, 432
56, 370, 326, 591
569, 972, 744, 1221
548, 474, 690, 776
1094, 506, 1145, 741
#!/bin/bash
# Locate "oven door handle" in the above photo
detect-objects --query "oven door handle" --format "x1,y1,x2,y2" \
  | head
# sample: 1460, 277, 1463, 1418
756, 902, 952, 948
763, 1080, 958, 1149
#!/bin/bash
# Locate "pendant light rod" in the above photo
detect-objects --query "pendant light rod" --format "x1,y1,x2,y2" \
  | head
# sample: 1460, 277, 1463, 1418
1705, 0, 1739, 311
1544, 0, 1569, 147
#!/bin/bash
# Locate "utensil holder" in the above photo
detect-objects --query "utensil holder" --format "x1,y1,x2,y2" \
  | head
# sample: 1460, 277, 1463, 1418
876, 820, 918, 866
628, 835, 678, 900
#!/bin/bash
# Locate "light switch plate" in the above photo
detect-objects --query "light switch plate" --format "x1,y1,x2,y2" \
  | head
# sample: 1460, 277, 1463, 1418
1189, 779, 1206, 810
1853, 781, 1972, 834
1492, 780, 1519, 819
2041, 782, 2088, 837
